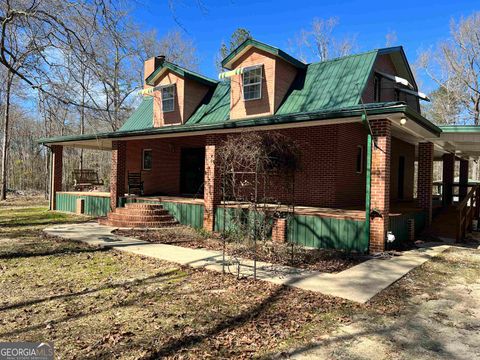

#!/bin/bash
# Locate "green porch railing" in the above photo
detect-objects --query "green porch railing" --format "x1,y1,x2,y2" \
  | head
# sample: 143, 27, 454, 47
287, 215, 368, 252
55, 192, 110, 217
119, 197, 204, 229
214, 207, 368, 252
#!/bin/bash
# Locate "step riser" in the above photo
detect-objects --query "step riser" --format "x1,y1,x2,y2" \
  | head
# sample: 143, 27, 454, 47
116, 208, 169, 216
107, 214, 175, 222
101, 220, 178, 228
125, 203, 164, 210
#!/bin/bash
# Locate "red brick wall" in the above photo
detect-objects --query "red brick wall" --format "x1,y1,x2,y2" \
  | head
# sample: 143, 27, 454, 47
123, 123, 370, 209
124, 136, 205, 196
153, 71, 185, 126
229, 48, 298, 119
335, 124, 369, 207
390, 137, 415, 201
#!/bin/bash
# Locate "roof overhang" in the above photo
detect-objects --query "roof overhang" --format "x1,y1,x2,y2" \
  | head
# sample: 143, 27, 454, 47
38, 103, 440, 150
146, 61, 217, 87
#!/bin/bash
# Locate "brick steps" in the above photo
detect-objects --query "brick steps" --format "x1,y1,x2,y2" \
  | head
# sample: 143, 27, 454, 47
99, 202, 178, 228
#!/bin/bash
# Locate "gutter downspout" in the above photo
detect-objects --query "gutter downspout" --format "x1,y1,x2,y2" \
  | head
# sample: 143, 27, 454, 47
362, 113, 372, 252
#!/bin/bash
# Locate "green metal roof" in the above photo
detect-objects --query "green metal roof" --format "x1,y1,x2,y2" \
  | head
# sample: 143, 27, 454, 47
38, 102, 441, 145
277, 51, 378, 114
221, 38, 307, 70
39, 45, 444, 145
118, 97, 154, 132
185, 82, 230, 125
146, 61, 217, 87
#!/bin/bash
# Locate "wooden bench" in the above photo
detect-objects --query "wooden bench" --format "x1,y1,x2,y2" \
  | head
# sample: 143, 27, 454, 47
72, 169, 104, 191
128, 172, 144, 195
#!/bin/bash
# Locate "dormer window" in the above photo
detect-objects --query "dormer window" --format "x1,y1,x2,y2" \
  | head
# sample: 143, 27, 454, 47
243, 66, 262, 101
161, 85, 175, 112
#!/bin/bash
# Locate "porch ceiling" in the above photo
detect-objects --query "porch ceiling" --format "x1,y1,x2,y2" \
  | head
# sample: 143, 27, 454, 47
432, 127, 480, 160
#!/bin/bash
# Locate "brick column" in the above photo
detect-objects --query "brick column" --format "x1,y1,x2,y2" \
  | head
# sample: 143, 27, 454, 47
110, 141, 126, 210
50, 145, 63, 210
203, 135, 221, 232
272, 218, 287, 243
459, 159, 469, 201
442, 153, 455, 205
417, 142, 434, 224
369, 119, 391, 253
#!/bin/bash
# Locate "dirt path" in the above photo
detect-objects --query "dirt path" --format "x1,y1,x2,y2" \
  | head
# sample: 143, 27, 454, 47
289, 248, 480, 360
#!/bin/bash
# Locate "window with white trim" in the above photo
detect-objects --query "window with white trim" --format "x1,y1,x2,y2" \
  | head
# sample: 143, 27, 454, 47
356, 145, 364, 174
243, 66, 262, 101
161, 85, 175, 112
143, 149, 152, 170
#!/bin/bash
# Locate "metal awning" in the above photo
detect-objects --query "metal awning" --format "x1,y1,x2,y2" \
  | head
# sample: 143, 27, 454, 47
218, 65, 261, 80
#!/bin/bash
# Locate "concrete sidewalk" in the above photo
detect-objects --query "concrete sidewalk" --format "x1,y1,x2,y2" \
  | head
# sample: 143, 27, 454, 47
44, 222, 449, 303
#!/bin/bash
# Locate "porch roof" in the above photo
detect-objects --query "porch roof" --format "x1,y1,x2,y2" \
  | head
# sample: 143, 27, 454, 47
37, 102, 441, 150
433, 125, 480, 159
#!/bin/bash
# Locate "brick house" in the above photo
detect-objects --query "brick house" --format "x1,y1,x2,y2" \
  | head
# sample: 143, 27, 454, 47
39, 39, 480, 253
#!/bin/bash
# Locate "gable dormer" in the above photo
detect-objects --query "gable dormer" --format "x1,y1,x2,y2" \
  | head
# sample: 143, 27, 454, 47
363, 47, 423, 113
143, 57, 217, 127
220, 39, 306, 120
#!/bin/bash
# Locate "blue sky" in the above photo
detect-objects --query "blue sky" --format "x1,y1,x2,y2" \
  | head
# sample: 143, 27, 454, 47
133, 0, 479, 92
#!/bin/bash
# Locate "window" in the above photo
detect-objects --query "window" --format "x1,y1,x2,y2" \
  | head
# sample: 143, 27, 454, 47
356, 145, 364, 174
243, 66, 262, 101
161, 85, 175, 112
142, 149, 152, 170
373, 75, 381, 102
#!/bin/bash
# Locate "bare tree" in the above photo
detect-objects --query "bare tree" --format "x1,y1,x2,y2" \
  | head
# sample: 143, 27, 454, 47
289, 17, 356, 63
385, 30, 398, 47
216, 28, 252, 72
417, 12, 480, 125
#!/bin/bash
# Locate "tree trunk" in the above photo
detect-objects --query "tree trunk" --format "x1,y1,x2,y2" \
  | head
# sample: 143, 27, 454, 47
0, 71, 12, 200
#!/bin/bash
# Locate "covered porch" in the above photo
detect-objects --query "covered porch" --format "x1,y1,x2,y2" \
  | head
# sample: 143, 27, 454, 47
42, 116, 480, 254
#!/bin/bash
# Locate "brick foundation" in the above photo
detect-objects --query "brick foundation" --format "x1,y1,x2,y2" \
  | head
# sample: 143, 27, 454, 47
369, 119, 391, 253
50, 145, 63, 210
110, 141, 127, 210
417, 142, 434, 224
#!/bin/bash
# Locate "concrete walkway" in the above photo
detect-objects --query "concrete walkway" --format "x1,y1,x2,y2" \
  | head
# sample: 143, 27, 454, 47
44, 222, 450, 303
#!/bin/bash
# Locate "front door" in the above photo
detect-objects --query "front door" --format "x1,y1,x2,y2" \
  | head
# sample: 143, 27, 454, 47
180, 147, 205, 196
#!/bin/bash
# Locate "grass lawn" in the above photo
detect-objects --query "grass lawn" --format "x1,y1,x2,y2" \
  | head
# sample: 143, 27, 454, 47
0, 202, 479, 359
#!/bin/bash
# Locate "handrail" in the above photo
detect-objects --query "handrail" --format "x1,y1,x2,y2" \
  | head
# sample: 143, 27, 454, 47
457, 185, 478, 210
455, 184, 479, 242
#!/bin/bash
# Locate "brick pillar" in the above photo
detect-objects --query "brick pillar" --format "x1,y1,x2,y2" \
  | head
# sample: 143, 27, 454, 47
50, 145, 63, 210
272, 218, 287, 243
110, 141, 126, 210
459, 159, 469, 201
203, 135, 221, 232
369, 119, 391, 253
442, 153, 455, 205
417, 142, 434, 224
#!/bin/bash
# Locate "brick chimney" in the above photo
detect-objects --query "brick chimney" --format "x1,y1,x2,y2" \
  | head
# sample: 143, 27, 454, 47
143, 55, 165, 88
